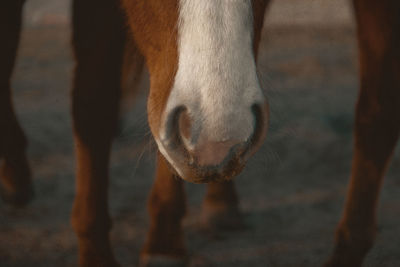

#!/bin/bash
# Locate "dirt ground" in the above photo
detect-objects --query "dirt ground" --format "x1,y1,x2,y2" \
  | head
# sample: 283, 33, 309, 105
1, 1, 400, 267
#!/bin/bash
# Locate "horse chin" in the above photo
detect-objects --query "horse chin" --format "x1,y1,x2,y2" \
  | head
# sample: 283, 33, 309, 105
164, 156, 246, 184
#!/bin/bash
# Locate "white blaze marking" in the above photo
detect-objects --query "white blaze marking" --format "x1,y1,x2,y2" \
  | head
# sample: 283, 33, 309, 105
159, 0, 265, 169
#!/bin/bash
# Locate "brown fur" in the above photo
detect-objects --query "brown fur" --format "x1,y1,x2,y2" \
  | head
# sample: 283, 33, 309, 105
122, 0, 180, 140
1, 0, 399, 266
70, 0, 126, 265
324, 1, 400, 266
0, 0, 33, 206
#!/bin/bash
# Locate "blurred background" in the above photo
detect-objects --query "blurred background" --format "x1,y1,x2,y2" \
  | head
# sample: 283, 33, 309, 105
1, 0, 399, 266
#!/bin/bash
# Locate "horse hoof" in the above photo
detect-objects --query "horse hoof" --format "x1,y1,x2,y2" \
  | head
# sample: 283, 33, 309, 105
322, 259, 334, 267
0, 183, 34, 207
323, 255, 363, 267
323, 259, 356, 267
0, 158, 34, 207
139, 254, 187, 267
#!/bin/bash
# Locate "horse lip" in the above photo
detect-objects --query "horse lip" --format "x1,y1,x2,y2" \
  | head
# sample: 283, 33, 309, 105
161, 142, 247, 184
159, 104, 267, 183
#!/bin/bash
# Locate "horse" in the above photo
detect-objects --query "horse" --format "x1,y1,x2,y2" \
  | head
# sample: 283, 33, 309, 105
1, 0, 399, 266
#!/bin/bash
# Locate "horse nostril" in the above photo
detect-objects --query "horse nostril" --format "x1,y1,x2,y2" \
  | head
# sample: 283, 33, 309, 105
160, 102, 268, 180
162, 106, 187, 151
178, 108, 192, 141
246, 103, 268, 157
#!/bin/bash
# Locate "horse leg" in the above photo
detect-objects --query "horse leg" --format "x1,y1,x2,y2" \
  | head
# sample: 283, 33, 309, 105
0, 0, 33, 207
201, 181, 244, 230
325, 1, 400, 266
140, 154, 186, 267
70, 0, 126, 265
